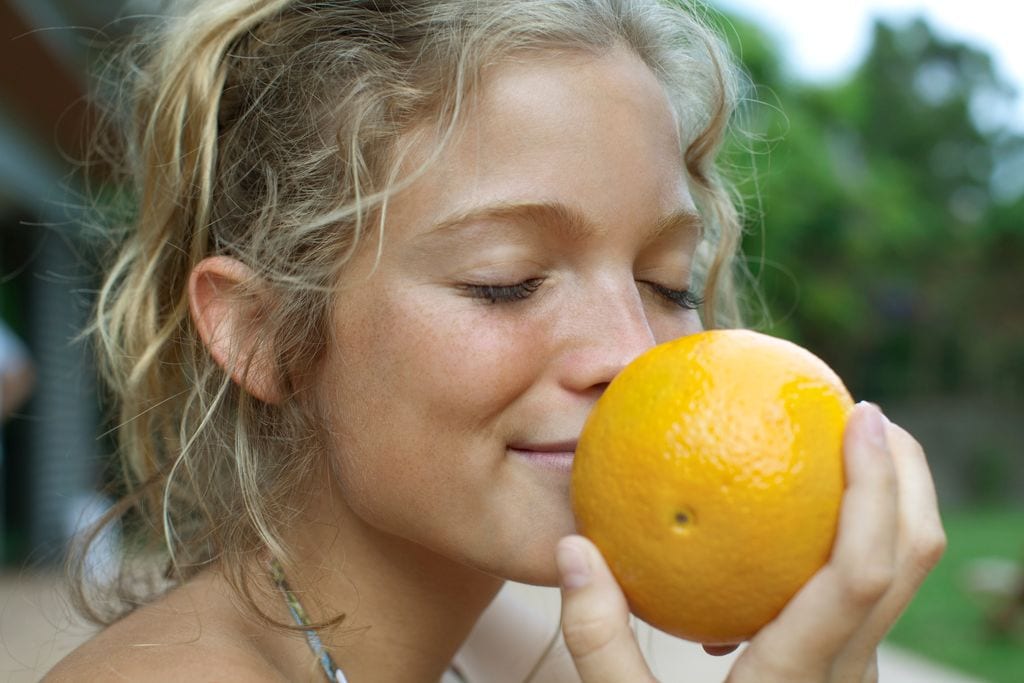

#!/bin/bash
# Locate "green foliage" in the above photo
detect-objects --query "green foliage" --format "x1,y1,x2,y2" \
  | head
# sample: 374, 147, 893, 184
718, 12, 1024, 401
886, 506, 1024, 683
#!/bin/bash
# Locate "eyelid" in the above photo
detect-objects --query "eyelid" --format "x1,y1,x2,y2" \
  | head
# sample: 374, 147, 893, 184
460, 278, 544, 304
641, 280, 704, 310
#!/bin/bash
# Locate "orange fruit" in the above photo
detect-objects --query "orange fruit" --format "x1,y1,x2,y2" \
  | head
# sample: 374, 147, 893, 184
572, 329, 854, 644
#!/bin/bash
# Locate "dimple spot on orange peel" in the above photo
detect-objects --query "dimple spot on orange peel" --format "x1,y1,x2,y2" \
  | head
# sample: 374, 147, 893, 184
571, 329, 854, 645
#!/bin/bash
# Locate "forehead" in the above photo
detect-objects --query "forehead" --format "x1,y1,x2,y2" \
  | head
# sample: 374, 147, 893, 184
382, 45, 692, 244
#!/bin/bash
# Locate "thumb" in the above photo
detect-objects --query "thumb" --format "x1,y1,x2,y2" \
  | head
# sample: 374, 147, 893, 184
557, 535, 658, 683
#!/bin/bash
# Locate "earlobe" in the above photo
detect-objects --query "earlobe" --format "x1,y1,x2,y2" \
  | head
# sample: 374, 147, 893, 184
188, 256, 282, 404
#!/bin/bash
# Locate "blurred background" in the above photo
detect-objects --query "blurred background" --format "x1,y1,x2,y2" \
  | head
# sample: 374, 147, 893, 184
0, 0, 1021, 681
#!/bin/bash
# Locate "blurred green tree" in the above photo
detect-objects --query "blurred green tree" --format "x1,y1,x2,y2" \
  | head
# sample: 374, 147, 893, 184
717, 13, 1024, 401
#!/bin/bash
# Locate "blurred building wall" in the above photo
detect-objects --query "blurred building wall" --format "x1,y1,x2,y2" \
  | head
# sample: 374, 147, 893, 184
0, 0, 102, 566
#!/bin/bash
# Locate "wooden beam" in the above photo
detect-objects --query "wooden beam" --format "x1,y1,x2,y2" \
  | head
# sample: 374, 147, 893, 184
0, 0, 95, 171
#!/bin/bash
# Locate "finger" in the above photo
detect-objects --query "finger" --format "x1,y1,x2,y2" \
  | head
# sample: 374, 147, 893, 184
841, 649, 880, 683
883, 421, 946, 588
557, 535, 658, 683
733, 402, 899, 681
829, 418, 946, 680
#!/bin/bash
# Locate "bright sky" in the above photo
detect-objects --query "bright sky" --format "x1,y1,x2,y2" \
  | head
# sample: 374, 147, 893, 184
715, 0, 1023, 129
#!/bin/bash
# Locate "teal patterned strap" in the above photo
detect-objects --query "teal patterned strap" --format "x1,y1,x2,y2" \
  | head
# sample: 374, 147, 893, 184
270, 559, 348, 683
269, 558, 469, 683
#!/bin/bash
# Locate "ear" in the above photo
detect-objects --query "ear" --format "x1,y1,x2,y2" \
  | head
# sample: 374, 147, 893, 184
188, 256, 282, 404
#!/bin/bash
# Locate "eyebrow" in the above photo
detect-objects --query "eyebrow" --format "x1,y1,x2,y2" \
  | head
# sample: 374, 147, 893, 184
422, 200, 704, 244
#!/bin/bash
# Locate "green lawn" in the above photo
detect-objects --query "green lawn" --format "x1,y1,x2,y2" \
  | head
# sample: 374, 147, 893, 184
886, 505, 1024, 683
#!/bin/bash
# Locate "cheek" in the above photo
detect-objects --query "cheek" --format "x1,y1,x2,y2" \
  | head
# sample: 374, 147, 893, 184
375, 296, 551, 424
651, 308, 703, 345
316, 292, 551, 517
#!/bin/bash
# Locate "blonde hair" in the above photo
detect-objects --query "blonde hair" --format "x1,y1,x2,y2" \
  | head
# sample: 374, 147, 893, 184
73, 0, 745, 624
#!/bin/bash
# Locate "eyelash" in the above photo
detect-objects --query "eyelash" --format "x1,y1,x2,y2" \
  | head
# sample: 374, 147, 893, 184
462, 278, 544, 304
644, 282, 705, 310
463, 278, 703, 310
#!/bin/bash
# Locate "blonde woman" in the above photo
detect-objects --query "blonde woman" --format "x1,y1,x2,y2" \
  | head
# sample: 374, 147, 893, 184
48, 0, 945, 680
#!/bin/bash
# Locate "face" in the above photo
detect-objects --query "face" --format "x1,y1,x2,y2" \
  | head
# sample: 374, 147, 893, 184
315, 46, 703, 585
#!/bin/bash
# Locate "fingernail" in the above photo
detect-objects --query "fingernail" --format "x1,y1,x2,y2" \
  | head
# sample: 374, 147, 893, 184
857, 401, 886, 449
557, 538, 591, 591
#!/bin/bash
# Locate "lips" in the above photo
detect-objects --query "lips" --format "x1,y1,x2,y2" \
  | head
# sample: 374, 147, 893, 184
509, 440, 578, 454
508, 440, 578, 474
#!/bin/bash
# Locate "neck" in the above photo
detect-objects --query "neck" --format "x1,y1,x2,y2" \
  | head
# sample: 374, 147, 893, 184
247, 487, 504, 682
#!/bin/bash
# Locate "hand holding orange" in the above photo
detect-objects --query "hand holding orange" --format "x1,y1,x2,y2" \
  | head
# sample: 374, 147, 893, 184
571, 329, 854, 644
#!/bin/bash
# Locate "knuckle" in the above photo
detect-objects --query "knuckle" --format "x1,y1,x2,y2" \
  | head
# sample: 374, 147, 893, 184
561, 610, 619, 658
843, 564, 895, 605
911, 525, 948, 571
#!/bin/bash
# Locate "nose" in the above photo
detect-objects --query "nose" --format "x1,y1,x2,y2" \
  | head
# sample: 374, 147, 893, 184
558, 280, 658, 394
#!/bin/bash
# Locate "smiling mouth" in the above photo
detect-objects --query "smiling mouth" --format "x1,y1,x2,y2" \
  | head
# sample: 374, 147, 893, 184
508, 442, 577, 474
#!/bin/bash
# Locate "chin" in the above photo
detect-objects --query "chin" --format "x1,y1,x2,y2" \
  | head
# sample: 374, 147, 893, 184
488, 522, 575, 587
496, 557, 562, 587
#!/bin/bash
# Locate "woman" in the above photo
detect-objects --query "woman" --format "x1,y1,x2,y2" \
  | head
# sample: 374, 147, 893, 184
48, 0, 945, 680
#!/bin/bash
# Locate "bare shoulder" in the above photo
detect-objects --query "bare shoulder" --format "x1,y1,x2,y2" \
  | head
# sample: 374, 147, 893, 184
457, 582, 581, 683
44, 574, 282, 682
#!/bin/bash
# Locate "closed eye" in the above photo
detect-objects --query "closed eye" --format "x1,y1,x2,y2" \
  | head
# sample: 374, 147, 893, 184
461, 278, 544, 304
641, 281, 704, 310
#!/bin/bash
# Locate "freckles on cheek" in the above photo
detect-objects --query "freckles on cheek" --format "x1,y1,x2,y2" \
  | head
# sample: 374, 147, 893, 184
329, 284, 552, 450
652, 309, 703, 345
405, 305, 549, 412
